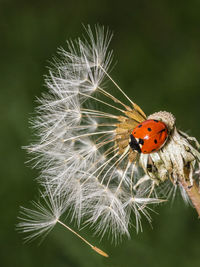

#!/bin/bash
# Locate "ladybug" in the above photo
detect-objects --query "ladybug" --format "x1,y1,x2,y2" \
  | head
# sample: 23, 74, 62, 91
129, 119, 168, 154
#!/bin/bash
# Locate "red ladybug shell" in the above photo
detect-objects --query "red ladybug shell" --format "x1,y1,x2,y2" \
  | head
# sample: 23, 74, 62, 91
130, 119, 168, 154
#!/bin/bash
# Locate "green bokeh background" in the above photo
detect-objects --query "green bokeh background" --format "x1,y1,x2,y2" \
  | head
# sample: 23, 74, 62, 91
1, 1, 200, 267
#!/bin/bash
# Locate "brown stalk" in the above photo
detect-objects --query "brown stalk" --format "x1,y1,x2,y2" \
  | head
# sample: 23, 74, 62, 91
178, 172, 200, 218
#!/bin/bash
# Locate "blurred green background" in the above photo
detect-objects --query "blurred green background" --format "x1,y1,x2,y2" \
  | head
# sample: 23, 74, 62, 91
1, 1, 200, 266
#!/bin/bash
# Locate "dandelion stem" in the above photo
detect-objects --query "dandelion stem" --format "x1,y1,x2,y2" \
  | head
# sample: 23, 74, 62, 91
57, 220, 109, 257
179, 180, 200, 218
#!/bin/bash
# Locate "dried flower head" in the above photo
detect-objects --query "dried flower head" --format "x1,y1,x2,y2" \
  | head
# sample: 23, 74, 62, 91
18, 25, 200, 256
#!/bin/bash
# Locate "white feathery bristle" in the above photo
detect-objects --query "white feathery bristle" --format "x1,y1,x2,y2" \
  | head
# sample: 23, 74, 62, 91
17, 186, 66, 243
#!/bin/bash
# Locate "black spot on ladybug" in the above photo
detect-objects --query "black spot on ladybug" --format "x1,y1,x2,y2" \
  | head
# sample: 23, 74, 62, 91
138, 124, 142, 128
139, 138, 144, 145
154, 120, 159, 122
154, 139, 157, 144
143, 150, 147, 153
147, 127, 152, 131
134, 132, 136, 134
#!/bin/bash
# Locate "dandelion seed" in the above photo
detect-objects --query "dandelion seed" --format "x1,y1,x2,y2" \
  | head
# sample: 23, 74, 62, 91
17, 186, 65, 243
17, 185, 109, 257
19, 24, 200, 256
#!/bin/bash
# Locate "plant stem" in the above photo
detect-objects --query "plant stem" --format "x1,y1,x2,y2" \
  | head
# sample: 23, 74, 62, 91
179, 179, 200, 218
